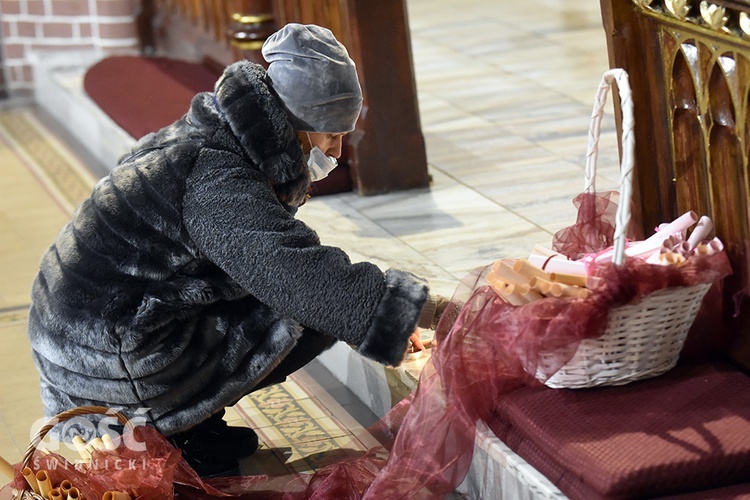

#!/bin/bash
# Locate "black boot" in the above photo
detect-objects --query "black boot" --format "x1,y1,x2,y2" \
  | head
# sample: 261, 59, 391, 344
169, 410, 259, 477
169, 429, 241, 478
201, 410, 259, 458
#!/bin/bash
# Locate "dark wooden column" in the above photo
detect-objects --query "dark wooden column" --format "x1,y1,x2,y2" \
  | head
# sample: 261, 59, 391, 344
342, 0, 429, 194
273, 0, 430, 195
139, 0, 428, 195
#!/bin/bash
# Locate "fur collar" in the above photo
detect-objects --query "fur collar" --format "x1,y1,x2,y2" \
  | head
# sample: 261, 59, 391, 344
214, 61, 310, 206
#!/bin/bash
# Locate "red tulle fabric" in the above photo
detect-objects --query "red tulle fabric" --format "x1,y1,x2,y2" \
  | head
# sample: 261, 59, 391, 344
551, 190, 620, 260
4, 193, 733, 499
7, 426, 230, 498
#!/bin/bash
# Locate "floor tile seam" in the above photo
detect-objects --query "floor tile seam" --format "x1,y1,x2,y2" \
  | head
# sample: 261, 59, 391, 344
0, 304, 30, 314
0, 417, 23, 458
411, 34, 586, 92
0, 310, 30, 327
422, 163, 555, 237
331, 191, 474, 281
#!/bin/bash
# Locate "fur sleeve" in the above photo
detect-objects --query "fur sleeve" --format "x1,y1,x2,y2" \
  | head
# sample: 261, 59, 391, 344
183, 148, 428, 353
356, 269, 429, 366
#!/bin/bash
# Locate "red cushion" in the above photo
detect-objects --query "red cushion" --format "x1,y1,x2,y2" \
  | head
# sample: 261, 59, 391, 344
489, 362, 750, 499
659, 483, 750, 499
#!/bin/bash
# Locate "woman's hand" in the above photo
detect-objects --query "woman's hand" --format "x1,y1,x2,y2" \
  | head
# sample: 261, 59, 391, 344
409, 330, 424, 351
403, 328, 425, 361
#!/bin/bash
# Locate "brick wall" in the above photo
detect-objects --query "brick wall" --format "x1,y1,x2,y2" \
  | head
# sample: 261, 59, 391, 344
0, 0, 141, 96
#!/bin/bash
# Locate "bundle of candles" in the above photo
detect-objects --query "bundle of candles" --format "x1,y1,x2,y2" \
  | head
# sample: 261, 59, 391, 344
19, 470, 83, 500
487, 211, 723, 306
0, 434, 134, 500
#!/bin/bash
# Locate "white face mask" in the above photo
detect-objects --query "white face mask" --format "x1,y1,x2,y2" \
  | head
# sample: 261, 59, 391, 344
305, 134, 339, 182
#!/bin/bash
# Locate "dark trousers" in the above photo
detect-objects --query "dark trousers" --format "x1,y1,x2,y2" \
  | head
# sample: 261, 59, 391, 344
169, 330, 337, 438
250, 329, 337, 392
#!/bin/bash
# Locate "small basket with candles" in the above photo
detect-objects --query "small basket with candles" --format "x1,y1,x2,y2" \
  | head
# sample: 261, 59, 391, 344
0, 406, 140, 500
0, 405, 227, 500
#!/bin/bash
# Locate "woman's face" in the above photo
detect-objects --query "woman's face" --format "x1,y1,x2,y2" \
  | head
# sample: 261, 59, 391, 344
298, 132, 345, 158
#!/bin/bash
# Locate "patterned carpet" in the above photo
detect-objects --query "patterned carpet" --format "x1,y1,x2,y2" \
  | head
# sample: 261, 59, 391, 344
0, 106, 378, 476
234, 373, 378, 475
0, 108, 95, 216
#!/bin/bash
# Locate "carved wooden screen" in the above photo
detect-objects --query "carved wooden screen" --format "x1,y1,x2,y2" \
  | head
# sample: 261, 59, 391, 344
139, 0, 429, 195
600, 0, 750, 364
140, 1, 275, 67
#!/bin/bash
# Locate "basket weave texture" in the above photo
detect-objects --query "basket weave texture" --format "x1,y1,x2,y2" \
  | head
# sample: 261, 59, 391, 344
540, 282, 711, 388
6, 406, 133, 500
535, 69, 713, 389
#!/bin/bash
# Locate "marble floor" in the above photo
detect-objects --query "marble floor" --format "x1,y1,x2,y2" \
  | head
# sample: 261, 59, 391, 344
297, 0, 619, 299
0, 0, 618, 492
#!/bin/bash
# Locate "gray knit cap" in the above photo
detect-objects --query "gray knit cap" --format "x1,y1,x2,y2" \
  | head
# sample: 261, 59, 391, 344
262, 23, 363, 133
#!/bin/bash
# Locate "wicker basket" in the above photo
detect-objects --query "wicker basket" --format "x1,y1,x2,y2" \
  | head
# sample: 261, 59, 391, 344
6, 406, 133, 500
536, 69, 713, 389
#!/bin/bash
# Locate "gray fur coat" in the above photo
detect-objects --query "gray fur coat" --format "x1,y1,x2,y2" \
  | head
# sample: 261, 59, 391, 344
28, 60, 429, 437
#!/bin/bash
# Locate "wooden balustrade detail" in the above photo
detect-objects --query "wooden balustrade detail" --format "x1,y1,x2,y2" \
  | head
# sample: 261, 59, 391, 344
600, 0, 750, 365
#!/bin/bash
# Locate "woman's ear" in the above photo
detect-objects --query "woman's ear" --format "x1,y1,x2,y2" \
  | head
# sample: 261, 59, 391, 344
296, 131, 310, 153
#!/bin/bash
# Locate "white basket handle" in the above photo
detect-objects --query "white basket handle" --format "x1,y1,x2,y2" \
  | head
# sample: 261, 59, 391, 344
584, 68, 635, 267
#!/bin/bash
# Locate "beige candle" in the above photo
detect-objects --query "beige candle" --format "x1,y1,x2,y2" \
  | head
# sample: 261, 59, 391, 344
88, 437, 105, 451
67, 487, 81, 500
22, 467, 40, 493
72, 435, 92, 462
0, 455, 14, 481
521, 287, 544, 302
35, 470, 53, 499
529, 276, 549, 295
491, 259, 532, 285
548, 271, 588, 287
59, 479, 73, 495
485, 272, 509, 297
557, 282, 587, 298
101, 434, 117, 451
512, 259, 550, 281
529, 277, 564, 297
84, 442, 97, 456
498, 283, 530, 306
103, 491, 133, 500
